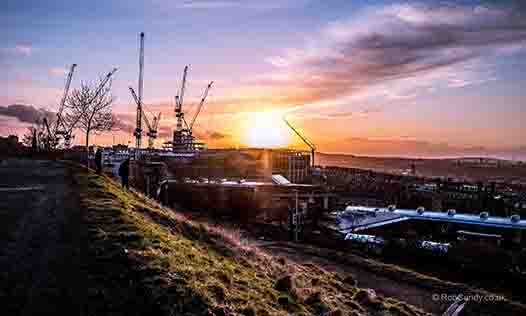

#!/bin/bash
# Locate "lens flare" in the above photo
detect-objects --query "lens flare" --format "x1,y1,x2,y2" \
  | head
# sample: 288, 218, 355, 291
242, 111, 289, 148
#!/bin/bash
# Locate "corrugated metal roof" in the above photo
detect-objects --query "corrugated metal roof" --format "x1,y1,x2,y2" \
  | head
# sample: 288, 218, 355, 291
272, 174, 291, 185
343, 206, 526, 230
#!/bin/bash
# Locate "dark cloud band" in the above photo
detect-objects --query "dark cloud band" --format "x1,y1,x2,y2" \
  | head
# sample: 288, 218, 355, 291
0, 104, 54, 124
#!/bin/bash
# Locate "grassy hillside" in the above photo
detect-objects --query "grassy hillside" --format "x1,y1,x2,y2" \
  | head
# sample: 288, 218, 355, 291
274, 243, 526, 316
72, 164, 433, 316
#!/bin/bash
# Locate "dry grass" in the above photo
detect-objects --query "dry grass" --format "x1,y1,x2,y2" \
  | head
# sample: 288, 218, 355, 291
279, 243, 526, 316
72, 163, 434, 316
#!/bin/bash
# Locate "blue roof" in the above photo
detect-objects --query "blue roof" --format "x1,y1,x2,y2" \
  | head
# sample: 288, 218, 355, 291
343, 206, 526, 230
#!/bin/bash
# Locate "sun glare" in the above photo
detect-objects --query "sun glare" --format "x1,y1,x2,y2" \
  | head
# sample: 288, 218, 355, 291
243, 112, 290, 148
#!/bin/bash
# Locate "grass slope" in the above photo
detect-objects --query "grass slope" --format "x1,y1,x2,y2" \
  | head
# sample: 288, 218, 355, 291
275, 243, 526, 316
73, 165, 435, 316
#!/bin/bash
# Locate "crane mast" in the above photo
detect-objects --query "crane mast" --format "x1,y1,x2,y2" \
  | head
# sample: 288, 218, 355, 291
283, 118, 316, 167
175, 66, 188, 136
55, 63, 77, 135
150, 112, 161, 149
134, 32, 145, 156
178, 66, 188, 110
173, 66, 189, 151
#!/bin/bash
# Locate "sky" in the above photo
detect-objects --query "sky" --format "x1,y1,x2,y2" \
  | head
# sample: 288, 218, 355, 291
1, 0, 526, 158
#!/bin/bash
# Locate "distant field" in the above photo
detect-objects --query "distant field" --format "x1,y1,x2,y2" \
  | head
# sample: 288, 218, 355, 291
318, 153, 526, 182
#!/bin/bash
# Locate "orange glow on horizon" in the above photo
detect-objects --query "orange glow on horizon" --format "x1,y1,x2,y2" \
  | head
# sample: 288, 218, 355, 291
241, 111, 290, 148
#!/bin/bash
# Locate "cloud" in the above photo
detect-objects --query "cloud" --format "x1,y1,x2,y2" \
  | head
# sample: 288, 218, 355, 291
206, 130, 231, 139
14, 44, 32, 56
263, 2, 526, 106
49, 67, 67, 76
112, 114, 136, 134
2, 44, 33, 56
0, 104, 54, 124
293, 107, 381, 120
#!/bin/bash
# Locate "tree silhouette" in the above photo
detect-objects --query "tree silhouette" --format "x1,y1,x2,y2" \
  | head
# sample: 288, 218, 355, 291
66, 77, 115, 168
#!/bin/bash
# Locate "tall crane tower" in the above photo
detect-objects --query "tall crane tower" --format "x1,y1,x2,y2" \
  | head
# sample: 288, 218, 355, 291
283, 118, 317, 167
134, 32, 145, 156
173, 66, 188, 151
129, 86, 161, 149
150, 112, 161, 149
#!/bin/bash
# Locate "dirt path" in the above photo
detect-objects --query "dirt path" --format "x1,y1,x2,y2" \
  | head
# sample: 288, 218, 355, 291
258, 243, 442, 315
0, 159, 88, 316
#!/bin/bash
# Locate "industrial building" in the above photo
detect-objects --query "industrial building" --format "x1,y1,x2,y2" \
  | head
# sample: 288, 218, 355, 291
161, 148, 311, 183
334, 205, 526, 272
270, 149, 311, 184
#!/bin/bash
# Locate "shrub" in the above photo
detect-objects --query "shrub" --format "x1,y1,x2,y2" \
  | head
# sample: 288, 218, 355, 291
275, 275, 295, 293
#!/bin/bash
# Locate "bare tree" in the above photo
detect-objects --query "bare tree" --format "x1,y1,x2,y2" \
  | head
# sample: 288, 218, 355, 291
22, 126, 39, 150
65, 77, 115, 168
22, 118, 48, 151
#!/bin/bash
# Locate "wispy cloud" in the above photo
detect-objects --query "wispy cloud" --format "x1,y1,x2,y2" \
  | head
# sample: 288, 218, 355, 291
5, 44, 33, 56
49, 67, 67, 76
292, 105, 383, 120
262, 2, 526, 106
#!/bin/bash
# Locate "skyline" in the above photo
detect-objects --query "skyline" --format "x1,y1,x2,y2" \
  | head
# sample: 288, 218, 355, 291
2, 0, 526, 158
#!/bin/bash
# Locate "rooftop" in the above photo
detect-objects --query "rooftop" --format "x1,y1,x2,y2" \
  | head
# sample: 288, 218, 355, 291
338, 206, 526, 231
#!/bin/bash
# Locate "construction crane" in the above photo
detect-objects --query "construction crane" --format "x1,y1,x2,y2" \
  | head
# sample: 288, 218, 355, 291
174, 65, 188, 141
41, 63, 77, 149
150, 112, 161, 149
129, 87, 161, 149
55, 63, 77, 136
283, 117, 317, 167
62, 67, 118, 148
134, 32, 145, 156
177, 65, 188, 110
171, 66, 213, 152
188, 81, 213, 131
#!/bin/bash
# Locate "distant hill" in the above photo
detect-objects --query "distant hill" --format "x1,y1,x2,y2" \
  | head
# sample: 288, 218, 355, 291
318, 152, 526, 182
320, 137, 526, 162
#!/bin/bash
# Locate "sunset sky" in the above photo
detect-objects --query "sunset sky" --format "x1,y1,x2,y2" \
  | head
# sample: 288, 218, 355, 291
2, 0, 526, 158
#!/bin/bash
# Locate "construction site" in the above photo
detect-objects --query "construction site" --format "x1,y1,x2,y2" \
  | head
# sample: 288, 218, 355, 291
102, 33, 326, 222
16, 32, 526, 277
5, 2, 526, 315
95, 34, 526, 288
4, 29, 525, 316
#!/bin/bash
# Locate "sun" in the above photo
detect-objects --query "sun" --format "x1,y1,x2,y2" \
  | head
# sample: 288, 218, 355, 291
242, 111, 290, 148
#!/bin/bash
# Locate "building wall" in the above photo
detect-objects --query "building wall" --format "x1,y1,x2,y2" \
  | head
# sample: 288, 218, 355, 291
164, 148, 311, 183
270, 149, 311, 183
